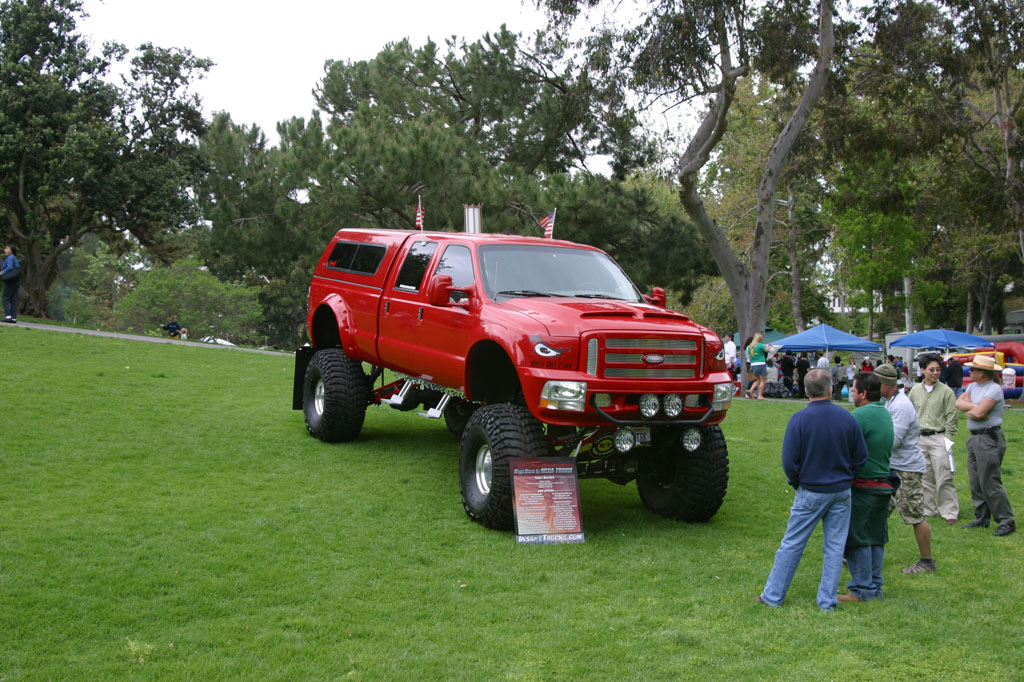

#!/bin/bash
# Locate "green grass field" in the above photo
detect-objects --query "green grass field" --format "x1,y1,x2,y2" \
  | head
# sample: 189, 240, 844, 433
1, 325, 1021, 681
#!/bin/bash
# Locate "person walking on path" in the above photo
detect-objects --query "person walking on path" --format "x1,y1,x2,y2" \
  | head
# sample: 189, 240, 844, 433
1, 243, 20, 323
956, 354, 1015, 536
745, 332, 768, 400
162, 315, 183, 338
756, 369, 868, 611
841, 371, 895, 603
908, 353, 960, 525
875, 364, 935, 575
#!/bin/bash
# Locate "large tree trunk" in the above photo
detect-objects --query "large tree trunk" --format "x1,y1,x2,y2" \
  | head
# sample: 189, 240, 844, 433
680, 0, 833, 356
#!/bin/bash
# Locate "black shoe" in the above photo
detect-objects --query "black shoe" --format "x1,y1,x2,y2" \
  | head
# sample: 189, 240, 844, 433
994, 521, 1016, 537
961, 519, 990, 529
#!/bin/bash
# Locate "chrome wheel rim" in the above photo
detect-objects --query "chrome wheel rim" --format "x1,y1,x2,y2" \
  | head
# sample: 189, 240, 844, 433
474, 444, 493, 496
314, 379, 325, 416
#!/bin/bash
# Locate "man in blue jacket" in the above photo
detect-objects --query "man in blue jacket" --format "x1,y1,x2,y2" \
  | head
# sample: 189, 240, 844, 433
1, 243, 20, 323
757, 369, 869, 611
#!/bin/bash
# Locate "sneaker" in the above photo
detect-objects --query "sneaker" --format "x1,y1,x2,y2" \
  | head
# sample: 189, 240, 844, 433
994, 521, 1016, 537
901, 560, 936, 574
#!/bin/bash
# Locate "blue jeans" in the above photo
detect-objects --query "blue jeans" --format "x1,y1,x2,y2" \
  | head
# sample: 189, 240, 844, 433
845, 545, 884, 600
761, 487, 852, 611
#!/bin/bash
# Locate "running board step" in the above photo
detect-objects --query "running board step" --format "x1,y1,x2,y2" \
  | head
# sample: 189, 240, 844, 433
382, 380, 413, 407
418, 393, 451, 419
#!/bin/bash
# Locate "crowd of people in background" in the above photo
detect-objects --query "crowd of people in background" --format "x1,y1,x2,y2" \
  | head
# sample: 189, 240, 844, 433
725, 337, 971, 403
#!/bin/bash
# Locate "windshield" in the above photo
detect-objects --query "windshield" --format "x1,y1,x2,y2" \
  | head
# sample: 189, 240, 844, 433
478, 244, 643, 303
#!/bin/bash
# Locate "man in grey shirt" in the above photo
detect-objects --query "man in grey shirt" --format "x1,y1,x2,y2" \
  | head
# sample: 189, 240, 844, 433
875, 364, 934, 573
957, 355, 1015, 536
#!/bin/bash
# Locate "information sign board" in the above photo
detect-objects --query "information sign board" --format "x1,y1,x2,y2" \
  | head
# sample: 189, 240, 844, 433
510, 457, 584, 544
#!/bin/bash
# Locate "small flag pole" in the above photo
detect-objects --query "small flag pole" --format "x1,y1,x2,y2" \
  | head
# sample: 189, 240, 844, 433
540, 208, 556, 239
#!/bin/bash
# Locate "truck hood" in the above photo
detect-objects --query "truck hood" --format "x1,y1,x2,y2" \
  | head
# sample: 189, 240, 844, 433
495, 298, 700, 337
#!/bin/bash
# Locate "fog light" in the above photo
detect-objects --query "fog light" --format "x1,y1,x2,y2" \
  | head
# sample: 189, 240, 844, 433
639, 393, 660, 419
540, 380, 588, 412
681, 428, 702, 452
594, 393, 612, 408
614, 428, 636, 453
663, 393, 683, 418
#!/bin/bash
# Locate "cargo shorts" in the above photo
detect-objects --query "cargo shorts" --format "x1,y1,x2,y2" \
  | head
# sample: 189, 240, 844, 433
890, 470, 926, 525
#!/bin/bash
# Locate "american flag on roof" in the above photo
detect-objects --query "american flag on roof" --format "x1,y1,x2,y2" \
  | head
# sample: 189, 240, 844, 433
415, 196, 424, 231
538, 209, 556, 239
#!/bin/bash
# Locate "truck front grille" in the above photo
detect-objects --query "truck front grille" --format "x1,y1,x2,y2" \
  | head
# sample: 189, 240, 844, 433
586, 336, 701, 379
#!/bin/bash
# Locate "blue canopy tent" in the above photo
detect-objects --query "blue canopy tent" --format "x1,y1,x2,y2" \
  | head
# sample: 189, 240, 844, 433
889, 329, 991, 350
771, 324, 882, 353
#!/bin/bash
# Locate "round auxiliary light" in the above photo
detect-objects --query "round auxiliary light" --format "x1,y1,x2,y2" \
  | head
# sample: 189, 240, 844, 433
638, 393, 661, 419
614, 428, 637, 453
681, 428, 702, 452
663, 393, 684, 418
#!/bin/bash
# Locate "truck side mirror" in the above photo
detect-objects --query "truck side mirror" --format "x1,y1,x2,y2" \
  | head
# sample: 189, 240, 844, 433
427, 274, 454, 306
645, 286, 667, 307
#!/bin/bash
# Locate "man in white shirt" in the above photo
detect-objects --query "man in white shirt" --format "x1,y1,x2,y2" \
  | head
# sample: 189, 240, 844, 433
815, 352, 830, 370
875, 364, 934, 573
723, 334, 737, 378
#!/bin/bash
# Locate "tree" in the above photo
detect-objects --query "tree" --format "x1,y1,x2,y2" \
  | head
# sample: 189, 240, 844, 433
865, 0, 1024, 258
543, 0, 842, 353
0, 0, 210, 316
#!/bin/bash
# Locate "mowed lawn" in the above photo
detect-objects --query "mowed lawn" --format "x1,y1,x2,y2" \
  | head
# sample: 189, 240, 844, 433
1, 326, 1022, 681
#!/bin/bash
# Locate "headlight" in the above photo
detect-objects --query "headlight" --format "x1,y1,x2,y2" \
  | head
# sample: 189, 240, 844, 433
539, 380, 588, 412
638, 393, 660, 419
712, 382, 734, 411
663, 393, 683, 418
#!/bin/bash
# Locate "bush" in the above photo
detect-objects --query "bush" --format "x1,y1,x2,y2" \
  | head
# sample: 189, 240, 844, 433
116, 258, 265, 344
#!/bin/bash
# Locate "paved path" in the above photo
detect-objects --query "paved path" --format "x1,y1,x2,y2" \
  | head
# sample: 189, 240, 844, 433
1, 320, 291, 356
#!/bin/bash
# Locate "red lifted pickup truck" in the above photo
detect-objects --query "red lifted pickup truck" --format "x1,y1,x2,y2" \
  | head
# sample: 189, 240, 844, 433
293, 228, 734, 530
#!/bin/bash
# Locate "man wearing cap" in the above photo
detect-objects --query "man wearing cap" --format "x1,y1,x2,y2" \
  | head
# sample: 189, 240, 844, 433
957, 355, 1015, 536
841, 371, 894, 603
909, 353, 960, 525
875, 363, 935, 574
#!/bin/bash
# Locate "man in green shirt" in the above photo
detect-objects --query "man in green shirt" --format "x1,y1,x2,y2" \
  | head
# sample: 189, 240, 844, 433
840, 372, 895, 603
908, 353, 960, 525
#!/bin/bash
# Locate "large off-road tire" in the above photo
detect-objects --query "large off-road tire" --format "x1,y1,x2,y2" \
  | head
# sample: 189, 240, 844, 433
444, 399, 479, 438
637, 425, 729, 522
303, 348, 368, 443
459, 404, 548, 530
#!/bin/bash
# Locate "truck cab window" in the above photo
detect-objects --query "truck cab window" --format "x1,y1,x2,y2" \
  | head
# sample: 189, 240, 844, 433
394, 240, 438, 292
435, 245, 474, 301
327, 241, 386, 275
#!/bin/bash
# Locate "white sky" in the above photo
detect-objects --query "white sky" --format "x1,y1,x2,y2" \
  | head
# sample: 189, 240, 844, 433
79, 0, 552, 141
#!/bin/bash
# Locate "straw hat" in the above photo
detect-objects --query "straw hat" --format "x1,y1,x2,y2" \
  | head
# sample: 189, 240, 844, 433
963, 354, 1002, 372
